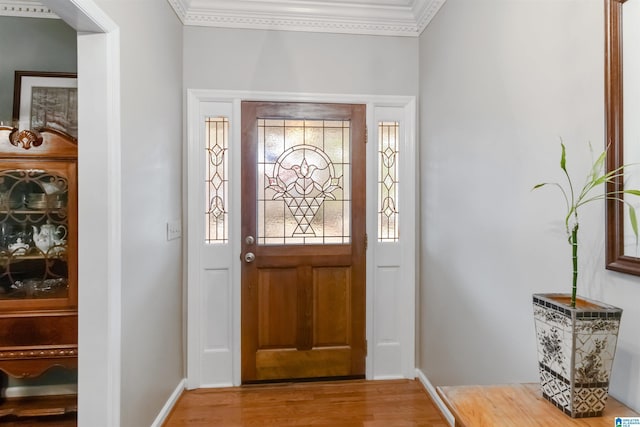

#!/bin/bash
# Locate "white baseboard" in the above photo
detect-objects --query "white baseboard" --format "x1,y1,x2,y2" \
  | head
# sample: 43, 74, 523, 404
199, 382, 234, 389
415, 369, 454, 427
5, 383, 78, 398
372, 375, 405, 381
150, 378, 185, 427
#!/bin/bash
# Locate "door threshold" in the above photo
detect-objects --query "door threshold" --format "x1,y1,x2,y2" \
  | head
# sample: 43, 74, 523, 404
241, 375, 366, 387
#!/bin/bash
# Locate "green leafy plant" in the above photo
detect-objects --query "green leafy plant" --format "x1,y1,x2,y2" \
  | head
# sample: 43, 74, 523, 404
533, 142, 640, 308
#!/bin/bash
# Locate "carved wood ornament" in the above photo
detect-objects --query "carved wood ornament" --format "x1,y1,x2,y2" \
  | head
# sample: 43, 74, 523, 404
8, 128, 43, 150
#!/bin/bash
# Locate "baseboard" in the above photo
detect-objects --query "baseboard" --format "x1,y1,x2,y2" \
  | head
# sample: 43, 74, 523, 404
372, 375, 405, 381
150, 378, 185, 427
415, 369, 454, 427
5, 383, 78, 398
199, 381, 234, 389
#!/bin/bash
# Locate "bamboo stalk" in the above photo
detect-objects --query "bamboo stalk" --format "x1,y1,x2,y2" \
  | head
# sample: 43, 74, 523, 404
571, 223, 578, 307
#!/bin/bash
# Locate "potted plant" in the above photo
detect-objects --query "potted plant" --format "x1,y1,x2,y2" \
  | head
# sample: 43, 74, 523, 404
532, 142, 640, 418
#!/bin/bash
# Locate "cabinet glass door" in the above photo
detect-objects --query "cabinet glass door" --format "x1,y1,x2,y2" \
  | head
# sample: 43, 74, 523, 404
0, 163, 74, 304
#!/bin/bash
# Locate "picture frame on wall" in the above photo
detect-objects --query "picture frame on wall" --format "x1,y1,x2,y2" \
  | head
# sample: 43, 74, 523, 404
12, 71, 78, 139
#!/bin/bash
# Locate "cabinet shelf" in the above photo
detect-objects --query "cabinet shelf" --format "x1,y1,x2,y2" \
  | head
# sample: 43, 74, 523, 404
1, 209, 67, 214
0, 393, 77, 420
0, 252, 67, 262
0, 286, 68, 301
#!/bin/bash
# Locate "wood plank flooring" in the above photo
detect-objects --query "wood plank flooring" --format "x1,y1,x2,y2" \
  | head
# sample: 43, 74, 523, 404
163, 379, 449, 427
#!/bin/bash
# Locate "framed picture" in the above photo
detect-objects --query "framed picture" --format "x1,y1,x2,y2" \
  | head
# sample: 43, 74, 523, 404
12, 71, 78, 139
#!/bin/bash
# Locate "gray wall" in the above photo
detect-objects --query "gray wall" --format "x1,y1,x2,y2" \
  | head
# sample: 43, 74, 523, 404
91, 1, 184, 426
0, 16, 76, 123
184, 26, 418, 96
419, 0, 640, 412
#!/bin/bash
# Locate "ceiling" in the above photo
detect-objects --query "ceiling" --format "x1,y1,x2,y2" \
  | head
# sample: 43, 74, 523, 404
0, 0, 446, 37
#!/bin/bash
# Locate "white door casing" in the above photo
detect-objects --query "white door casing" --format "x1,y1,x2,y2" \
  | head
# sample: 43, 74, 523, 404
39, 0, 122, 424
186, 90, 416, 387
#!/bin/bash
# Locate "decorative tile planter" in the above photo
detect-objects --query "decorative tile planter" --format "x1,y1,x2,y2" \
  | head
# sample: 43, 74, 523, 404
532, 293, 622, 418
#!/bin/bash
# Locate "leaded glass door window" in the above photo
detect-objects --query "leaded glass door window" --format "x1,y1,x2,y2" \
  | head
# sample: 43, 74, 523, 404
258, 119, 351, 245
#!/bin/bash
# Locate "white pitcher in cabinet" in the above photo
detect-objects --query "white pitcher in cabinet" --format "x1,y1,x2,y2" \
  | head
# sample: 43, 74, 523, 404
33, 221, 67, 253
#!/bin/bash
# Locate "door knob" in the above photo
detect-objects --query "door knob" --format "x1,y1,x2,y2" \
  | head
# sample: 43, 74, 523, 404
244, 252, 255, 263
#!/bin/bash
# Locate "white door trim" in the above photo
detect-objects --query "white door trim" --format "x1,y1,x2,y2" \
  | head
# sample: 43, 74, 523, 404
42, 0, 122, 424
186, 90, 416, 387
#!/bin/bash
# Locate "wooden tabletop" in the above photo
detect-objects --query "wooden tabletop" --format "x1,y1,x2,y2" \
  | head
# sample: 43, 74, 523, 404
437, 383, 639, 427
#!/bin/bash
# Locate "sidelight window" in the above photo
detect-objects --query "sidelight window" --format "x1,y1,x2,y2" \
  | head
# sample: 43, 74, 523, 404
378, 121, 399, 242
205, 117, 229, 244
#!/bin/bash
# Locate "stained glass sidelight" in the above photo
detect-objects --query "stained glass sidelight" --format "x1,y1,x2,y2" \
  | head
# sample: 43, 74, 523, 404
258, 119, 351, 245
378, 121, 399, 242
205, 117, 229, 244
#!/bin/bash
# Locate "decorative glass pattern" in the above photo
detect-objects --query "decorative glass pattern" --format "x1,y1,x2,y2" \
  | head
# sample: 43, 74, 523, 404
0, 169, 69, 300
378, 121, 399, 242
258, 119, 351, 245
205, 117, 229, 244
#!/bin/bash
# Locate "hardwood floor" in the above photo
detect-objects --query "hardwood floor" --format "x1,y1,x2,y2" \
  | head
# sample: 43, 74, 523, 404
163, 379, 449, 427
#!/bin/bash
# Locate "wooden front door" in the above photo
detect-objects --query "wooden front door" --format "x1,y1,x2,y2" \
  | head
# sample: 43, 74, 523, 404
241, 101, 366, 383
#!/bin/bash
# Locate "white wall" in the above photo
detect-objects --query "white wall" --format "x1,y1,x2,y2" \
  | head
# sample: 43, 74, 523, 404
419, 0, 640, 412
91, 1, 184, 426
184, 27, 418, 96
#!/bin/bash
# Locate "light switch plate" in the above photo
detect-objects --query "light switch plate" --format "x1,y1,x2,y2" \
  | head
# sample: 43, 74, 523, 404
167, 220, 182, 241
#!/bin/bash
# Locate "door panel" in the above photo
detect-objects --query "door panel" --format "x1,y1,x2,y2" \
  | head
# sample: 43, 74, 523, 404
241, 101, 366, 383
255, 347, 352, 380
313, 267, 351, 346
257, 268, 298, 348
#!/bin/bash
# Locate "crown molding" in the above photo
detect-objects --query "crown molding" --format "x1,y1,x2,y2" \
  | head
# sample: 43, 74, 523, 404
168, 0, 188, 21
1, 0, 446, 36
168, 0, 446, 37
0, 0, 58, 18
414, 0, 446, 34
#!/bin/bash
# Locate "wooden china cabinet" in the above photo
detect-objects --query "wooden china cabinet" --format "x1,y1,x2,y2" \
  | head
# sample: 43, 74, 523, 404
0, 126, 77, 415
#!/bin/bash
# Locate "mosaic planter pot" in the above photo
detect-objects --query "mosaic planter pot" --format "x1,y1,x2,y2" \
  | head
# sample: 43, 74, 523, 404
532, 293, 622, 418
